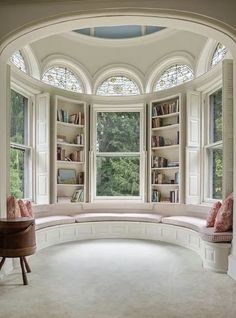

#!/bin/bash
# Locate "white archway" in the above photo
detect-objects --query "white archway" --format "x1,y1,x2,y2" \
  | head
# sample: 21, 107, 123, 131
1, 7, 236, 280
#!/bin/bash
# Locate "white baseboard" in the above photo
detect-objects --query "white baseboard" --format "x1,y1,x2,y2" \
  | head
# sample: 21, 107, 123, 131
228, 254, 236, 280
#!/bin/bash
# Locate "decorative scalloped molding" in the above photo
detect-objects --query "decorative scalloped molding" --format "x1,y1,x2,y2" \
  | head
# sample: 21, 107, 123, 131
93, 63, 145, 94
145, 51, 195, 93
41, 54, 93, 93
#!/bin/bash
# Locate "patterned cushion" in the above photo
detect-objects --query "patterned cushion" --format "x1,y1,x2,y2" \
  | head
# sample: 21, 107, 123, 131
200, 226, 232, 243
7, 196, 21, 219
35, 215, 75, 230
74, 213, 162, 223
206, 201, 222, 227
18, 199, 31, 217
214, 193, 233, 232
162, 216, 206, 232
25, 200, 33, 217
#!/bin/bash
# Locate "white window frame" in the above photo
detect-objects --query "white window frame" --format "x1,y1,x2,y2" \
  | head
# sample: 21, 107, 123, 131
10, 85, 35, 200
90, 103, 145, 202
202, 84, 223, 203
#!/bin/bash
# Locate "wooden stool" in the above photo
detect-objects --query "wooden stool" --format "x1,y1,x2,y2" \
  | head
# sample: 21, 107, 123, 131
0, 217, 36, 285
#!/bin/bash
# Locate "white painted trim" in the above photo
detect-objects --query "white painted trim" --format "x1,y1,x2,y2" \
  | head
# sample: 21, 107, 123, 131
93, 64, 144, 94
41, 54, 92, 94
145, 52, 195, 93
22, 45, 41, 79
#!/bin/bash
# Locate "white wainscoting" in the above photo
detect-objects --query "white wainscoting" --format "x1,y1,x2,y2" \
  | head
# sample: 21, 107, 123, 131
36, 221, 231, 273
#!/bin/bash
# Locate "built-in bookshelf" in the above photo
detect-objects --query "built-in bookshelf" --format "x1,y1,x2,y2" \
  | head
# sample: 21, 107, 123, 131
51, 95, 86, 204
150, 95, 184, 204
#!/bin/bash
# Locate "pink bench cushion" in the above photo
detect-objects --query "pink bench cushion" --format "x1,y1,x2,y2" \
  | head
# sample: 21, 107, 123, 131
200, 227, 232, 243
74, 213, 162, 223
35, 215, 75, 230
162, 216, 206, 232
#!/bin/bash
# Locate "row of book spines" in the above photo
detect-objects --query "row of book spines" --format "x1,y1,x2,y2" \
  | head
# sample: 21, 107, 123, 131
151, 171, 179, 184
151, 189, 179, 203
57, 147, 84, 162
71, 189, 84, 203
76, 134, 84, 145
151, 133, 179, 147
170, 189, 179, 203
152, 117, 179, 128
152, 99, 179, 117
151, 157, 168, 168
57, 109, 84, 125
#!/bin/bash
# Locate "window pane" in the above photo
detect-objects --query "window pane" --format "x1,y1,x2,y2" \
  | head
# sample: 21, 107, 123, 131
96, 76, 140, 96
209, 148, 223, 200
96, 156, 140, 196
97, 112, 140, 152
211, 43, 227, 67
154, 64, 194, 91
10, 148, 25, 199
10, 50, 26, 73
42, 66, 83, 93
209, 89, 222, 143
10, 90, 28, 144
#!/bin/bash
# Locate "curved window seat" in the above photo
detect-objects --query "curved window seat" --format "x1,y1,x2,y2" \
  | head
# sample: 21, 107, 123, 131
35, 212, 232, 273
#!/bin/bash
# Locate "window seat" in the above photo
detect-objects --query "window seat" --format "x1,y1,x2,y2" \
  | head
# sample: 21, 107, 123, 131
34, 210, 232, 273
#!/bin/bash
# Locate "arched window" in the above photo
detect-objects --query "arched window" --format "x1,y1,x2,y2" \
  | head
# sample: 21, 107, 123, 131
96, 76, 140, 96
10, 50, 27, 73
154, 64, 194, 91
42, 66, 83, 93
210, 43, 227, 68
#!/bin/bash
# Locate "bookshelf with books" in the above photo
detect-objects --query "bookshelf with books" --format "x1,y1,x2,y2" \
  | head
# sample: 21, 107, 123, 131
150, 95, 184, 204
51, 95, 87, 204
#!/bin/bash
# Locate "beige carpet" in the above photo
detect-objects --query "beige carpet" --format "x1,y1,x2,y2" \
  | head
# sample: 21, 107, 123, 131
0, 239, 236, 318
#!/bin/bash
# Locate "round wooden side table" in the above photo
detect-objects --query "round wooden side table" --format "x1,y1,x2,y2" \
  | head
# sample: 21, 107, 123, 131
0, 217, 36, 285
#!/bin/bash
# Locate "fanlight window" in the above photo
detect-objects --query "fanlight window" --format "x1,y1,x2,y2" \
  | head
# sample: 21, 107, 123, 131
211, 43, 227, 67
96, 76, 140, 96
42, 66, 83, 93
154, 64, 194, 91
10, 50, 27, 73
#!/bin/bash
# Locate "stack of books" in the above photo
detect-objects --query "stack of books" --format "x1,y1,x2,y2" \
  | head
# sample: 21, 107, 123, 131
151, 135, 165, 147
152, 171, 165, 184
152, 156, 168, 168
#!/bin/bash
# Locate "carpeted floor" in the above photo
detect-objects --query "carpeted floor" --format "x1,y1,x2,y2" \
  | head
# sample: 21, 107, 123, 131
0, 239, 236, 318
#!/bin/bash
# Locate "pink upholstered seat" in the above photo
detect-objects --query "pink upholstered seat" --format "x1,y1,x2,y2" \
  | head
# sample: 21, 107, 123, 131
162, 216, 206, 232
35, 215, 75, 230
200, 227, 233, 243
74, 212, 162, 223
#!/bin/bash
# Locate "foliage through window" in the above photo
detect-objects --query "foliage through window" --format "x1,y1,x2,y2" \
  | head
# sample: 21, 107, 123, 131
211, 43, 227, 68
154, 64, 194, 91
10, 90, 31, 199
42, 66, 83, 93
10, 50, 27, 73
95, 111, 141, 197
205, 89, 223, 200
96, 76, 140, 96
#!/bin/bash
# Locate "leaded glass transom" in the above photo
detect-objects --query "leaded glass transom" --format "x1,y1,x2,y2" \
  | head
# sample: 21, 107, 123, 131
154, 64, 194, 91
10, 50, 26, 73
42, 66, 83, 93
211, 43, 227, 68
96, 76, 140, 96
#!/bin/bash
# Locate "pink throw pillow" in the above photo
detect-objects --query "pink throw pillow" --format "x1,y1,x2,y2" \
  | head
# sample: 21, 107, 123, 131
214, 193, 233, 232
18, 199, 30, 217
7, 196, 21, 219
25, 200, 33, 217
206, 201, 222, 227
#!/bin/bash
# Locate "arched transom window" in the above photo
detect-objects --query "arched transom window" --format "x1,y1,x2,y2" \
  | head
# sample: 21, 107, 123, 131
10, 50, 27, 73
211, 43, 227, 68
154, 64, 194, 91
96, 76, 140, 96
42, 66, 83, 93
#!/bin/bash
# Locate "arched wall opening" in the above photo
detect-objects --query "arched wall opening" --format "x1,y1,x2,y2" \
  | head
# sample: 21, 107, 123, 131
0, 8, 236, 277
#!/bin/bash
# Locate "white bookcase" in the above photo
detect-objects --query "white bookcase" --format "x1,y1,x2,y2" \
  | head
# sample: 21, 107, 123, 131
51, 95, 87, 204
149, 94, 184, 204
